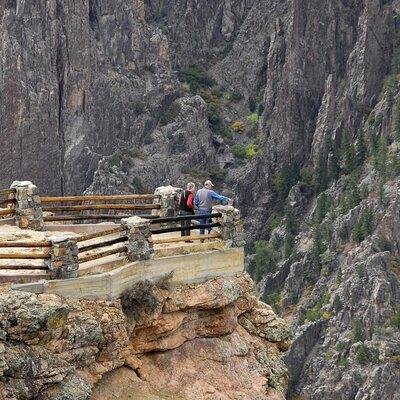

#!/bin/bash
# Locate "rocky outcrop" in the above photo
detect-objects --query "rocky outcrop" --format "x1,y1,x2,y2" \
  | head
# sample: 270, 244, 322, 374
0, 274, 290, 400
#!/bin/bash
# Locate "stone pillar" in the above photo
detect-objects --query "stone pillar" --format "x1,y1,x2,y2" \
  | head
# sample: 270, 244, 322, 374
11, 181, 44, 230
48, 236, 79, 280
121, 216, 153, 261
213, 205, 245, 248
153, 186, 182, 217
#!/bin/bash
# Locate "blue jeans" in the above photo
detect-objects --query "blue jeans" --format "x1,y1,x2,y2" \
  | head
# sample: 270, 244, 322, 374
198, 209, 212, 235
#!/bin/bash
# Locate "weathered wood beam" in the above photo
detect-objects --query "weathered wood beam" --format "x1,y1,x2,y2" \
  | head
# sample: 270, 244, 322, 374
41, 194, 160, 203
43, 204, 160, 212
0, 252, 50, 259
78, 236, 128, 252
152, 232, 221, 244
78, 245, 127, 264
76, 226, 125, 242
0, 241, 51, 248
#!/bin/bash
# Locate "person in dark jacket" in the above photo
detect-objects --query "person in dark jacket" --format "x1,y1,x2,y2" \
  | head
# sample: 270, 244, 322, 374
178, 182, 196, 240
195, 180, 232, 235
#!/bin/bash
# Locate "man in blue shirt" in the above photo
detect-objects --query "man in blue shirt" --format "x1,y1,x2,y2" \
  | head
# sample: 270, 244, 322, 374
195, 180, 232, 235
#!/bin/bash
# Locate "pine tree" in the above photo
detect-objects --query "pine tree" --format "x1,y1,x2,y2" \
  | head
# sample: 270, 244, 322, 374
373, 136, 388, 179
314, 151, 328, 194
311, 225, 325, 271
283, 203, 297, 259
343, 135, 357, 174
356, 131, 367, 167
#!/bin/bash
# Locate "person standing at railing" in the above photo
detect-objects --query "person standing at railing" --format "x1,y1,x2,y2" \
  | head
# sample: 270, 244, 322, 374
195, 180, 233, 236
178, 182, 196, 241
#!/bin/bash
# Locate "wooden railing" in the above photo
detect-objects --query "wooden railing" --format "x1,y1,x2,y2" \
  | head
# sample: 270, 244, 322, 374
0, 188, 16, 218
42, 194, 160, 223
0, 239, 50, 271
149, 213, 222, 244
77, 226, 128, 264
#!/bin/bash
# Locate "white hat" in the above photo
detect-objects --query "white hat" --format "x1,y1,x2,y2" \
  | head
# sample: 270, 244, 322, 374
204, 180, 214, 187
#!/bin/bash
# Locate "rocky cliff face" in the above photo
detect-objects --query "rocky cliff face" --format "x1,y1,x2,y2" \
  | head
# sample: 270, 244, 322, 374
3, 0, 400, 398
0, 274, 290, 400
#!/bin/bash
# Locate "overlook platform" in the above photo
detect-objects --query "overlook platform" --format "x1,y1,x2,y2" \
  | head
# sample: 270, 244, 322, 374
0, 182, 245, 300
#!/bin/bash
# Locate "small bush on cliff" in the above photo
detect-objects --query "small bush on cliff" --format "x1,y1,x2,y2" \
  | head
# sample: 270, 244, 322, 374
352, 320, 366, 342
274, 163, 300, 205
245, 144, 260, 160
178, 66, 216, 92
160, 102, 181, 126
254, 240, 278, 282
391, 310, 400, 329
352, 205, 374, 243
231, 120, 245, 133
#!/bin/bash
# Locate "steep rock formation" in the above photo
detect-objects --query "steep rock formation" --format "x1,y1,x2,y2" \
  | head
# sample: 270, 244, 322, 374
0, 274, 290, 400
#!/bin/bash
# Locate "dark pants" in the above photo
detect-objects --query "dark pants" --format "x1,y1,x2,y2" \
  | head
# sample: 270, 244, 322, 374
179, 210, 193, 237
198, 209, 212, 235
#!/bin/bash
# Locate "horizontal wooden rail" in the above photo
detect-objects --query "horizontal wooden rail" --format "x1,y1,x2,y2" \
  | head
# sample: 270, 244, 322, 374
77, 226, 125, 242
0, 209, 15, 217
43, 204, 160, 212
0, 189, 15, 196
150, 213, 222, 224
0, 252, 50, 259
78, 236, 128, 252
0, 241, 51, 248
79, 245, 127, 264
151, 222, 221, 235
0, 198, 15, 206
152, 232, 221, 244
41, 194, 159, 203
0, 262, 48, 270
44, 214, 157, 222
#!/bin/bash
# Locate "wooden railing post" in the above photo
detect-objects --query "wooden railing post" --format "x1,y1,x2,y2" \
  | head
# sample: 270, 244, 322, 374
11, 181, 44, 230
213, 205, 245, 248
48, 235, 79, 279
153, 186, 182, 217
121, 217, 153, 261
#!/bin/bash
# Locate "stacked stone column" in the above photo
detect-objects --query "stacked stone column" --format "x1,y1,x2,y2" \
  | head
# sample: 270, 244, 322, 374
11, 181, 44, 230
121, 216, 154, 261
153, 186, 182, 217
47, 236, 79, 279
213, 205, 245, 248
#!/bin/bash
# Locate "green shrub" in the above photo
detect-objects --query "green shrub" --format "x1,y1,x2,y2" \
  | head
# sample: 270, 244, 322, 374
245, 144, 260, 160
352, 320, 366, 342
373, 136, 388, 178
160, 102, 181, 126
269, 215, 282, 232
247, 113, 259, 124
262, 291, 282, 314
355, 344, 379, 365
134, 101, 146, 114
392, 99, 400, 141
274, 164, 300, 204
352, 206, 374, 243
338, 355, 349, 368
373, 235, 391, 253
231, 144, 246, 159
248, 98, 257, 112
224, 91, 243, 102
305, 308, 322, 322
178, 66, 216, 93
391, 309, 400, 329
333, 295, 343, 312
356, 344, 369, 365
254, 241, 279, 282
314, 192, 333, 225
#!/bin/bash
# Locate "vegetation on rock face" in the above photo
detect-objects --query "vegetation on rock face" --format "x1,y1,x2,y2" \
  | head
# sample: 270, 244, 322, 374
160, 102, 181, 126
